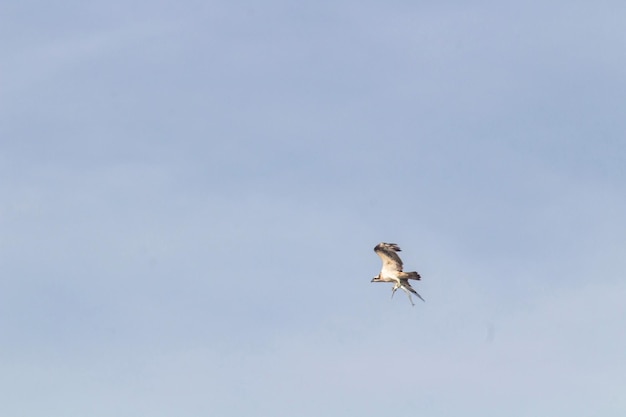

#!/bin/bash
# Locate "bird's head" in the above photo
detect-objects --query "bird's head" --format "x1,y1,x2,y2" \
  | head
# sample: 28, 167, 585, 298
371, 276, 380, 282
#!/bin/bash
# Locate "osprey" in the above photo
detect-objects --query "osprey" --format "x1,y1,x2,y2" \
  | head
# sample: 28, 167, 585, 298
371, 242, 424, 306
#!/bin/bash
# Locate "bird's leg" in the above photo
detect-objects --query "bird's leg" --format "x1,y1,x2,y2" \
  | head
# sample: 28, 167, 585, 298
391, 283, 400, 299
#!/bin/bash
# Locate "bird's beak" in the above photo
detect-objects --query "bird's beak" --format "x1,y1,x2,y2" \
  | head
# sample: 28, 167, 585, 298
371, 277, 377, 282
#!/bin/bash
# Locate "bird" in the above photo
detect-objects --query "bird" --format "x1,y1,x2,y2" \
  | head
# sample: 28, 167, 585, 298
371, 242, 424, 306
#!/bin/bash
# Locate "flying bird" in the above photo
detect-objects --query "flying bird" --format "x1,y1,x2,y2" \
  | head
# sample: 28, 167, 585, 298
371, 242, 424, 306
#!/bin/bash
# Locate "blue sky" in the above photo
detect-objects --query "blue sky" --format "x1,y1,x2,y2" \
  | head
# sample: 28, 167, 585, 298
2, 1, 626, 416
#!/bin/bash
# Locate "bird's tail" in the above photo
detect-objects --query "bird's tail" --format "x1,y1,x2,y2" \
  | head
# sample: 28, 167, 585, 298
399, 271, 421, 280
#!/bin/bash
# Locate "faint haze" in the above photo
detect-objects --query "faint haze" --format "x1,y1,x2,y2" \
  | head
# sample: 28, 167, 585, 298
1, 1, 625, 416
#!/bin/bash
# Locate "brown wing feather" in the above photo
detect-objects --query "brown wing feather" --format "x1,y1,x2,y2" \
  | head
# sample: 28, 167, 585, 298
374, 242, 404, 273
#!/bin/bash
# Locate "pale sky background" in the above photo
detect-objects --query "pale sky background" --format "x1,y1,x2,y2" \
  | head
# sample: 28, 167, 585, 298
2, 1, 626, 416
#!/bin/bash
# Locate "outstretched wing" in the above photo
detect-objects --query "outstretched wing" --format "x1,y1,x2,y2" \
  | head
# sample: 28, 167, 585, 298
374, 242, 404, 274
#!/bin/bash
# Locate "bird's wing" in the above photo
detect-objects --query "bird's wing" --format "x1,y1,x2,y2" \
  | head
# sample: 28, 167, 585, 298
374, 242, 404, 273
